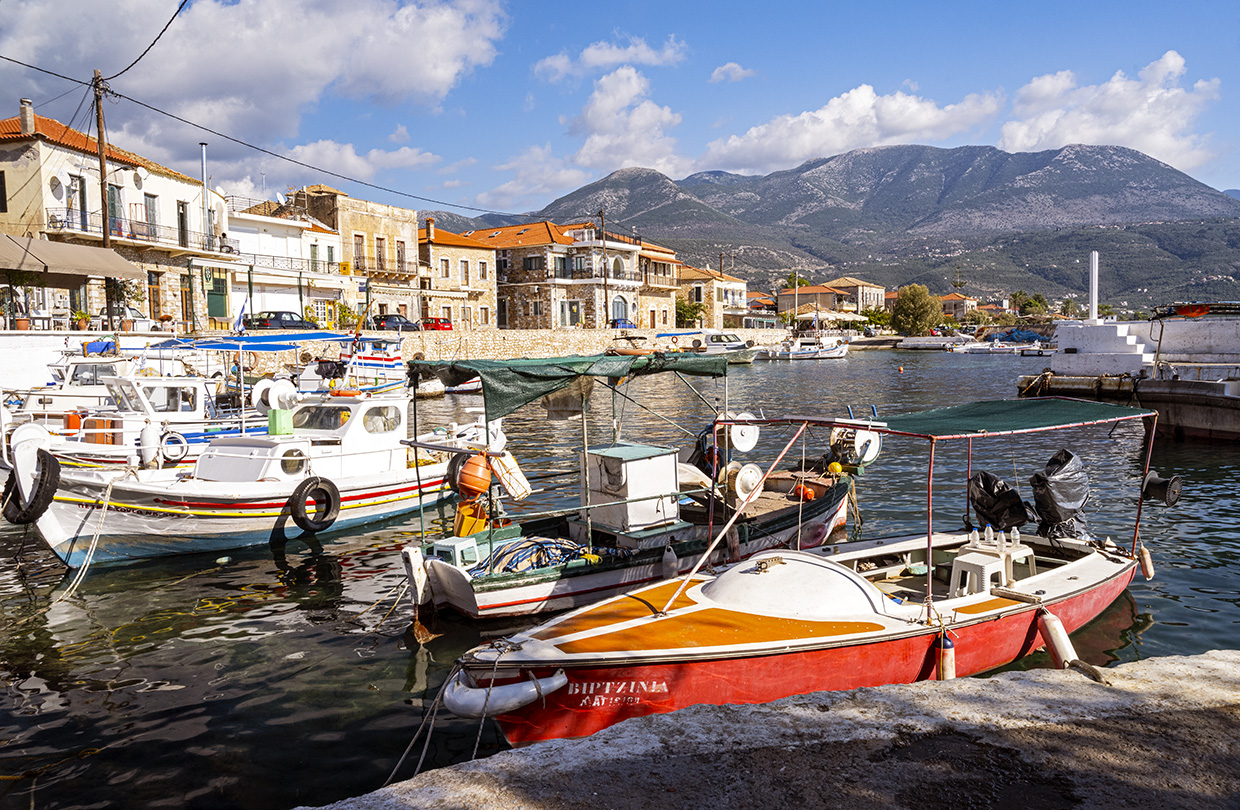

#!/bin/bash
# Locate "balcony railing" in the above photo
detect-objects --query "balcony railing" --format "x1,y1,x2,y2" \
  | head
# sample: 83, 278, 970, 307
46, 207, 238, 254
355, 254, 414, 276
643, 273, 678, 289
233, 252, 342, 276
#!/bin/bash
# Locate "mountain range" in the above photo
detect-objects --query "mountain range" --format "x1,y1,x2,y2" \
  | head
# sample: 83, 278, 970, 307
426, 144, 1240, 310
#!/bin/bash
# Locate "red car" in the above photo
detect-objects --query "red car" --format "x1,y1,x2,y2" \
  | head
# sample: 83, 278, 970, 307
421, 317, 453, 330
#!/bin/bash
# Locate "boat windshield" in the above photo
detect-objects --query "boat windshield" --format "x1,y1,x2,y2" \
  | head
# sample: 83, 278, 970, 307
293, 405, 353, 431
71, 363, 120, 386
710, 334, 742, 344
105, 379, 143, 411
140, 383, 198, 413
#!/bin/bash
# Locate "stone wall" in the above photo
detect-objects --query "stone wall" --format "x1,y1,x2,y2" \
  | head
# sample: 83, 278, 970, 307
387, 327, 788, 361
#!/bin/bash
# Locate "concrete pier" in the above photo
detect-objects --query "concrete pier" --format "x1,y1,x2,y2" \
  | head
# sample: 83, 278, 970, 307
307, 651, 1240, 810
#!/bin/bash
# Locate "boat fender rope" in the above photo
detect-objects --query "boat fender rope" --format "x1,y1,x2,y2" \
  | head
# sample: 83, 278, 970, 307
2, 449, 61, 525
160, 431, 190, 463
289, 476, 341, 533
1067, 658, 1109, 685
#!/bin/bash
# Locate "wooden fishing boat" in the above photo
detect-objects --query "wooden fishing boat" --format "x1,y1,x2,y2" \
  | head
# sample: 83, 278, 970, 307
3, 383, 495, 568
435, 398, 1178, 745
401, 354, 872, 619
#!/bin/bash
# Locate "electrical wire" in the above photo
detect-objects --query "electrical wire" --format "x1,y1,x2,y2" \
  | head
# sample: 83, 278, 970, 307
105, 0, 188, 81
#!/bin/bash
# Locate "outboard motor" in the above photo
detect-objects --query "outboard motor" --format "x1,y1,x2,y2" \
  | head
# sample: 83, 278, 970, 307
1029, 449, 1090, 539
967, 471, 1029, 531
315, 359, 346, 380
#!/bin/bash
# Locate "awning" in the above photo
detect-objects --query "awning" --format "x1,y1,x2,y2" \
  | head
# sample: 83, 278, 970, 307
0, 234, 144, 287
795, 310, 868, 322
408, 353, 729, 423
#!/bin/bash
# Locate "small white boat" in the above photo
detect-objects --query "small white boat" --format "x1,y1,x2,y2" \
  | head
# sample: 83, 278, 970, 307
658, 330, 759, 364
1020, 341, 1057, 357
757, 334, 848, 360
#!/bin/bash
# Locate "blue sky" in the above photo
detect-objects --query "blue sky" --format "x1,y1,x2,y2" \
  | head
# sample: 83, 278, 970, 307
3, 0, 1237, 217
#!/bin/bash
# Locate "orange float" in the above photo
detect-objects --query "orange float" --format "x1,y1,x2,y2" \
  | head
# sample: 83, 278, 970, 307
1175, 304, 1209, 318
457, 455, 493, 499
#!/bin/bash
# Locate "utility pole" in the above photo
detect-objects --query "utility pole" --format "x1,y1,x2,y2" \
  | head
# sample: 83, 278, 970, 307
94, 69, 117, 331
598, 208, 608, 328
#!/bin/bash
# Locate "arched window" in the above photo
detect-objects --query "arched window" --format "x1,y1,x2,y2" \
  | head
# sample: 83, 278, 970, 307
611, 296, 628, 321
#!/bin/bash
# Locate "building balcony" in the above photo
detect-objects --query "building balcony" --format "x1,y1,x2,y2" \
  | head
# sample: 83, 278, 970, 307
46, 207, 238, 255
352, 255, 417, 279
643, 273, 678, 289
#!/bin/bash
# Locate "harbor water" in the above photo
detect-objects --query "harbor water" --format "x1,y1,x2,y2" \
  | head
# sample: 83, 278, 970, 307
2, 349, 1238, 809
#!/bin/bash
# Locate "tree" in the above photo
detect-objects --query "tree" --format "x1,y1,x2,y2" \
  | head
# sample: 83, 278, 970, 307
782, 271, 811, 289
675, 296, 706, 327
861, 306, 890, 327
1060, 297, 1080, 318
890, 284, 941, 336
1020, 293, 1049, 316
962, 308, 992, 325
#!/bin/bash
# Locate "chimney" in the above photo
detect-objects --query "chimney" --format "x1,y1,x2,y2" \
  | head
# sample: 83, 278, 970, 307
426, 217, 435, 241
19, 98, 35, 135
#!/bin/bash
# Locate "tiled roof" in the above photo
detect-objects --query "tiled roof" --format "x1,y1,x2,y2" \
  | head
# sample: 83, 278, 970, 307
824, 275, 882, 289
304, 184, 347, 196
940, 292, 977, 301
0, 110, 197, 183
463, 221, 574, 248
418, 227, 492, 249
779, 284, 847, 295
681, 265, 745, 284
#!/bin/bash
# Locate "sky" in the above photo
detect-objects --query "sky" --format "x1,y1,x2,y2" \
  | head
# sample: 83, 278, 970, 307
2, 0, 1238, 220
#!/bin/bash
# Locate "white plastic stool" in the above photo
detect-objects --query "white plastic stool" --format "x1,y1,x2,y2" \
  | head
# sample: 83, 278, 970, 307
949, 551, 1007, 597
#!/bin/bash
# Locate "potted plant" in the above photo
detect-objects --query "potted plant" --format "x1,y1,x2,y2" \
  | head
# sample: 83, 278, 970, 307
73, 310, 90, 330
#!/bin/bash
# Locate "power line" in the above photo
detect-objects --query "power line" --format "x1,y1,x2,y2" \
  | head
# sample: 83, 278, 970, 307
108, 87, 525, 217
105, 0, 189, 81
2, 51, 545, 221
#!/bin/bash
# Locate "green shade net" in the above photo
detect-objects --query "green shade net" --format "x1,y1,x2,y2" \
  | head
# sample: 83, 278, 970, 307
881, 398, 1155, 440
408, 353, 728, 423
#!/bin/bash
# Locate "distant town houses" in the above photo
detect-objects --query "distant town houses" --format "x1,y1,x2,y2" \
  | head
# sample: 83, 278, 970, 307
3, 96, 1056, 335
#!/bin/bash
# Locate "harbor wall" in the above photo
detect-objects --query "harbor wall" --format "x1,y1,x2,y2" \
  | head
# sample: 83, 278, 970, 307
307, 650, 1240, 810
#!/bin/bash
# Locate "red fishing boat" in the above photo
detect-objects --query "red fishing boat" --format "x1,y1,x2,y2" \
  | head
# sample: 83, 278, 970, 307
434, 399, 1179, 745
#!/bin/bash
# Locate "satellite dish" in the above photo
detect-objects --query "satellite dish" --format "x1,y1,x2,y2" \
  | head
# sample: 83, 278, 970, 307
251, 379, 274, 415
726, 412, 759, 453
276, 193, 287, 205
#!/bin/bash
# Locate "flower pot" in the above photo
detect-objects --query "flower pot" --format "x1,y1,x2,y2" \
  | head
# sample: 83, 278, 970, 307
76, 319, 89, 331
121, 319, 135, 331
14, 317, 30, 330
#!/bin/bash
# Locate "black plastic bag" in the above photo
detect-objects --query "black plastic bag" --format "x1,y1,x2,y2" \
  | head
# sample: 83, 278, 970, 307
1030, 449, 1089, 538
967, 471, 1029, 531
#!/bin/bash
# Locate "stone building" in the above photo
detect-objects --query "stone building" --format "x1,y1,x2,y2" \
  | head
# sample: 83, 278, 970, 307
472, 220, 641, 329
417, 218, 498, 329
776, 283, 849, 315
823, 275, 886, 313
296, 185, 422, 324
679, 265, 748, 329
940, 291, 978, 320
637, 240, 680, 329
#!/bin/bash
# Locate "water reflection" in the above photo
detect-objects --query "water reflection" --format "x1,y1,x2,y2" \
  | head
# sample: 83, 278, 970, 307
1, 351, 1237, 809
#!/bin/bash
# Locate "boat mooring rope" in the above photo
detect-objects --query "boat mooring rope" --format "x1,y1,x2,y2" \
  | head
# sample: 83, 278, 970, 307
55, 478, 118, 603
383, 663, 457, 787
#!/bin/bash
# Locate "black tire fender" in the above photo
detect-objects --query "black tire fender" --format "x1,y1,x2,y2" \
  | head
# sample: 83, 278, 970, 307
289, 476, 341, 533
2, 449, 60, 525
445, 452, 467, 493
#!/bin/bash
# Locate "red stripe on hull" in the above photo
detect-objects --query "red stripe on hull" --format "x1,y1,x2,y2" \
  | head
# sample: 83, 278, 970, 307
489, 564, 1135, 745
152, 479, 445, 509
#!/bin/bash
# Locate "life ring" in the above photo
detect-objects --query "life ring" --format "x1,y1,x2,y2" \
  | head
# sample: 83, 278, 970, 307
671, 336, 678, 345
2, 449, 60, 525
160, 431, 190, 463
329, 388, 362, 397
289, 476, 341, 533
243, 352, 259, 368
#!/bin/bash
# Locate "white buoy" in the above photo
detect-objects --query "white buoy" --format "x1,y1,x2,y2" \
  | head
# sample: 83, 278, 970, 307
1139, 545, 1156, 580
661, 545, 678, 579
937, 634, 956, 680
1038, 610, 1078, 669
139, 422, 159, 468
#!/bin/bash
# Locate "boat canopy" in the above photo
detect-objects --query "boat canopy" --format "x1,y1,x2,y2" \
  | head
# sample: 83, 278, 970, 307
409, 354, 729, 421
879, 398, 1154, 441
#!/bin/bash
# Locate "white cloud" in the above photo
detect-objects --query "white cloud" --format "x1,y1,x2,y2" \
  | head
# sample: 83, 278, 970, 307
476, 144, 591, 212
535, 35, 686, 82
698, 84, 1003, 174
389, 124, 411, 143
568, 67, 687, 175
438, 157, 478, 175
709, 62, 754, 83
998, 51, 1219, 170
0, 0, 504, 182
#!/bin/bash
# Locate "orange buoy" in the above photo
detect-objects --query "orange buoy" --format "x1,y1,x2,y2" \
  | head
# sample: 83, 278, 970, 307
898, 366, 904, 373
63, 410, 84, 435
1175, 304, 1209, 318
329, 388, 362, 397
457, 455, 493, 499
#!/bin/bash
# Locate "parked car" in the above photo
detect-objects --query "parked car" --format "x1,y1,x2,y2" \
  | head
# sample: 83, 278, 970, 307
244, 311, 315, 330
421, 317, 453, 331
609, 318, 637, 329
369, 313, 421, 332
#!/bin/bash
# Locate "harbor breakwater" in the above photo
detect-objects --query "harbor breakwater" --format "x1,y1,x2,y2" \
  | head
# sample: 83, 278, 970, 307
308, 651, 1240, 810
